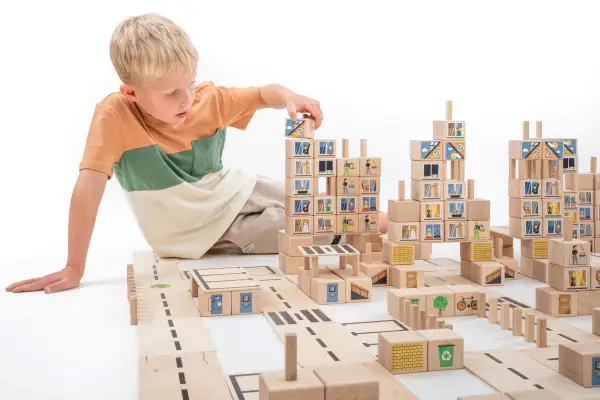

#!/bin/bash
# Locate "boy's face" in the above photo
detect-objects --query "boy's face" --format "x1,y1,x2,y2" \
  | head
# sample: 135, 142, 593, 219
120, 68, 197, 125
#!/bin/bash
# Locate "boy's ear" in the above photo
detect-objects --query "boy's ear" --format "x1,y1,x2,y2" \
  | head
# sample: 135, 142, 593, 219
119, 83, 137, 100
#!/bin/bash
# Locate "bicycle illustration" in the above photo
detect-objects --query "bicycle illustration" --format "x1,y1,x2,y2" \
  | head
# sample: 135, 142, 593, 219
456, 296, 478, 311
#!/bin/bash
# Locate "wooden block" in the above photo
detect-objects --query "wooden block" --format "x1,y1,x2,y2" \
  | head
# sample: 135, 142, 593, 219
578, 189, 595, 205
477, 292, 487, 318
446, 199, 467, 220
358, 194, 380, 213
378, 330, 428, 374
313, 363, 379, 399
278, 230, 314, 258
337, 157, 359, 177
314, 215, 338, 235
470, 261, 505, 286
315, 138, 337, 158
467, 199, 491, 222
316, 158, 337, 177
533, 259, 549, 283
411, 160, 445, 181
314, 195, 336, 215
536, 317, 547, 348
542, 178, 562, 198
337, 176, 360, 196
579, 204, 595, 222
542, 217, 564, 238
404, 299, 414, 328
387, 221, 420, 242
542, 198, 563, 218
458, 394, 510, 400
508, 178, 542, 198
337, 195, 359, 214
500, 303, 511, 330
330, 267, 372, 303
444, 140, 466, 160
286, 196, 313, 216
416, 328, 464, 371
359, 157, 381, 177
509, 139, 542, 160
411, 139, 443, 161
310, 272, 346, 305
509, 217, 543, 239
390, 265, 425, 289
521, 239, 548, 259
460, 259, 472, 279
420, 201, 445, 221
514, 159, 543, 180
593, 308, 600, 336
412, 304, 422, 330
359, 177, 380, 195
286, 158, 314, 178
592, 265, 600, 290
467, 221, 491, 241
419, 287, 455, 317
525, 311, 535, 342
446, 221, 468, 241
411, 179, 443, 201
387, 288, 426, 320
420, 221, 444, 242
512, 308, 523, 336
285, 118, 315, 138
495, 256, 518, 279
548, 236, 591, 267
460, 241, 493, 261
382, 240, 415, 265
577, 290, 600, 315
336, 214, 359, 234
433, 120, 465, 140
445, 180, 466, 200
285, 216, 314, 235
360, 262, 389, 286
286, 138, 314, 158
535, 286, 578, 317
505, 389, 564, 400
198, 291, 232, 317
580, 221, 595, 238
448, 285, 481, 316
558, 342, 600, 387
259, 368, 324, 399
547, 263, 590, 292
519, 255, 533, 277
541, 139, 565, 160
231, 288, 261, 315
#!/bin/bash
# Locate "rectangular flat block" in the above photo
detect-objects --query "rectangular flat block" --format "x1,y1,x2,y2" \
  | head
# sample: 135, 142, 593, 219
278, 230, 314, 257
535, 287, 578, 317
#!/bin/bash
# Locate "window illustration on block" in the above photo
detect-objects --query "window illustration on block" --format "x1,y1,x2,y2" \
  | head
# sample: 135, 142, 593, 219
340, 178, 356, 195
294, 218, 311, 234
339, 215, 355, 233
525, 220, 541, 237
580, 206, 593, 221
341, 160, 357, 176
293, 179, 312, 195
293, 141, 312, 157
293, 160, 312, 176
240, 292, 253, 313
544, 180, 561, 197
564, 193, 577, 209
293, 199, 311, 215
570, 244, 588, 266
523, 180, 541, 197
595, 270, 600, 290
445, 141, 465, 160
580, 222, 593, 238
578, 191, 593, 205
339, 197, 357, 213
424, 223, 442, 241
563, 157, 577, 172
521, 141, 541, 159
423, 163, 441, 179
448, 222, 465, 240
545, 200, 561, 217
361, 196, 378, 212
318, 140, 335, 157
423, 182, 441, 200
546, 219, 562, 236
318, 159, 335, 176
316, 198, 333, 214
362, 214, 379, 232
563, 139, 577, 156
472, 222, 486, 239
448, 202, 465, 219
446, 122, 464, 138
421, 140, 443, 160
317, 217, 334, 234
285, 118, 311, 137
565, 210, 577, 225
424, 203, 442, 220
568, 268, 588, 290
571, 227, 579, 240
592, 357, 600, 386
362, 159, 378, 176
523, 200, 540, 217
360, 179, 378, 194
326, 283, 338, 303
446, 182, 465, 199
543, 140, 564, 159
401, 224, 419, 241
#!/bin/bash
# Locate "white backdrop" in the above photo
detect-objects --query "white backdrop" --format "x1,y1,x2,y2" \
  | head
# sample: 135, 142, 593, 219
1, 0, 599, 266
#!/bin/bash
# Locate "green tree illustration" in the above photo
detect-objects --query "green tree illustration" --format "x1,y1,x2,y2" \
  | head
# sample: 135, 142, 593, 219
433, 295, 449, 317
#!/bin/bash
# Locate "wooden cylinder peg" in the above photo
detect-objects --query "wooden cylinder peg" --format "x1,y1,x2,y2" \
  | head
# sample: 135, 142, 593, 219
412, 304, 420, 330
398, 181, 405, 201
342, 139, 349, 158
512, 308, 523, 336
420, 310, 428, 330
360, 138, 368, 158
478, 292, 487, 318
501, 303, 511, 330
536, 317, 548, 348
495, 238, 504, 258
404, 300, 413, 327
591, 157, 597, 173
467, 179, 475, 200
525, 311, 535, 343
489, 297, 498, 324
285, 333, 298, 381
563, 216, 572, 242
536, 121, 542, 138
446, 100, 453, 120
522, 121, 530, 140
428, 315, 437, 329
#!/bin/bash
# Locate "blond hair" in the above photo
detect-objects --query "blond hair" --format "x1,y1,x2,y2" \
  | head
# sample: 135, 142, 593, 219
110, 13, 198, 86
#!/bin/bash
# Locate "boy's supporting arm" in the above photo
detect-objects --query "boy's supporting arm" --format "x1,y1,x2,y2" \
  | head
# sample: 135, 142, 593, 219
5, 169, 108, 294
257, 84, 323, 129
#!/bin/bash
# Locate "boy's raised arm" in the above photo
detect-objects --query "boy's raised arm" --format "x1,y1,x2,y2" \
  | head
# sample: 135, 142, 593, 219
5, 169, 108, 294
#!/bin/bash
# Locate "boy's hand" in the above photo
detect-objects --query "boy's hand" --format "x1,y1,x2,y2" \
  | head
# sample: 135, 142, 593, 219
5, 265, 83, 294
286, 93, 323, 129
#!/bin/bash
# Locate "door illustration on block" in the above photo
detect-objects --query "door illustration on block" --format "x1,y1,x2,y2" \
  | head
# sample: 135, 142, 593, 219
592, 357, 600, 386
210, 294, 223, 315
327, 283, 338, 303
240, 292, 253, 313
557, 294, 571, 315
405, 271, 418, 288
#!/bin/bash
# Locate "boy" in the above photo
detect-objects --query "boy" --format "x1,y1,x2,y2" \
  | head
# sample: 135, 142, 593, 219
6, 13, 386, 295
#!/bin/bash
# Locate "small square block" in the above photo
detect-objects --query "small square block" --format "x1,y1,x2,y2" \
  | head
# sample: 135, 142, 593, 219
316, 158, 336, 177
286, 158, 314, 178
446, 200, 467, 220
535, 287, 578, 317
467, 221, 491, 241
411, 180, 443, 201
508, 179, 542, 198
285, 138, 313, 158
420, 201, 444, 221
285, 177, 315, 196
509, 217, 542, 239
359, 157, 381, 177
285, 118, 315, 138
311, 273, 346, 305
445, 180, 466, 200
388, 221, 420, 242
315, 139, 336, 158
285, 216, 314, 236
337, 176, 360, 196
542, 140, 564, 159
420, 222, 444, 242
510, 198, 542, 218
359, 194, 380, 213
411, 160, 445, 181
388, 199, 420, 222
542, 178, 562, 198
337, 158, 360, 177
411, 140, 443, 161
286, 197, 313, 216
337, 196, 359, 214
558, 342, 600, 387
448, 285, 481, 316
444, 140, 466, 160
337, 214, 360, 234
460, 241, 493, 262
231, 288, 260, 315
360, 262, 389, 286
383, 242, 415, 265
467, 199, 491, 221
359, 212, 380, 233
445, 221, 468, 241
548, 239, 591, 267
314, 215, 337, 235
314, 363, 379, 399
378, 330, 428, 374
386, 288, 426, 320
547, 263, 590, 292
470, 261, 505, 286
259, 369, 324, 400
390, 266, 425, 289
419, 287, 455, 317
359, 177, 380, 195
416, 328, 464, 371
521, 239, 548, 259
314, 195, 336, 215
433, 120, 465, 140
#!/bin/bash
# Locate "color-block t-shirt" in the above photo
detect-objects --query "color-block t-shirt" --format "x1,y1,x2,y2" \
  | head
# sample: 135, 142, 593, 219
79, 82, 260, 259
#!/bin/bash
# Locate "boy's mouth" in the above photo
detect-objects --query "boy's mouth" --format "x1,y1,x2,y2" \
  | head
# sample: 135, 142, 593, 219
176, 110, 189, 118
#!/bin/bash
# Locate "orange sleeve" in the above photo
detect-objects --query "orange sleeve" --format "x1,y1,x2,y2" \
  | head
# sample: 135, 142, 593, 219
79, 102, 123, 179
215, 86, 262, 130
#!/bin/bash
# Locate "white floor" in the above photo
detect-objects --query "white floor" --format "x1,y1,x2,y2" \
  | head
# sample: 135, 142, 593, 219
0, 245, 596, 400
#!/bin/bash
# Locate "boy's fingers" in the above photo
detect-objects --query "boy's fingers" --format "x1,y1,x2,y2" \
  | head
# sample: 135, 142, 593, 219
287, 103, 297, 121
13, 275, 60, 293
6, 277, 41, 291
44, 279, 72, 294
306, 103, 323, 129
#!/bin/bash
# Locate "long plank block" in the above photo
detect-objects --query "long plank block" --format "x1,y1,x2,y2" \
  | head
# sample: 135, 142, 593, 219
138, 317, 215, 357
